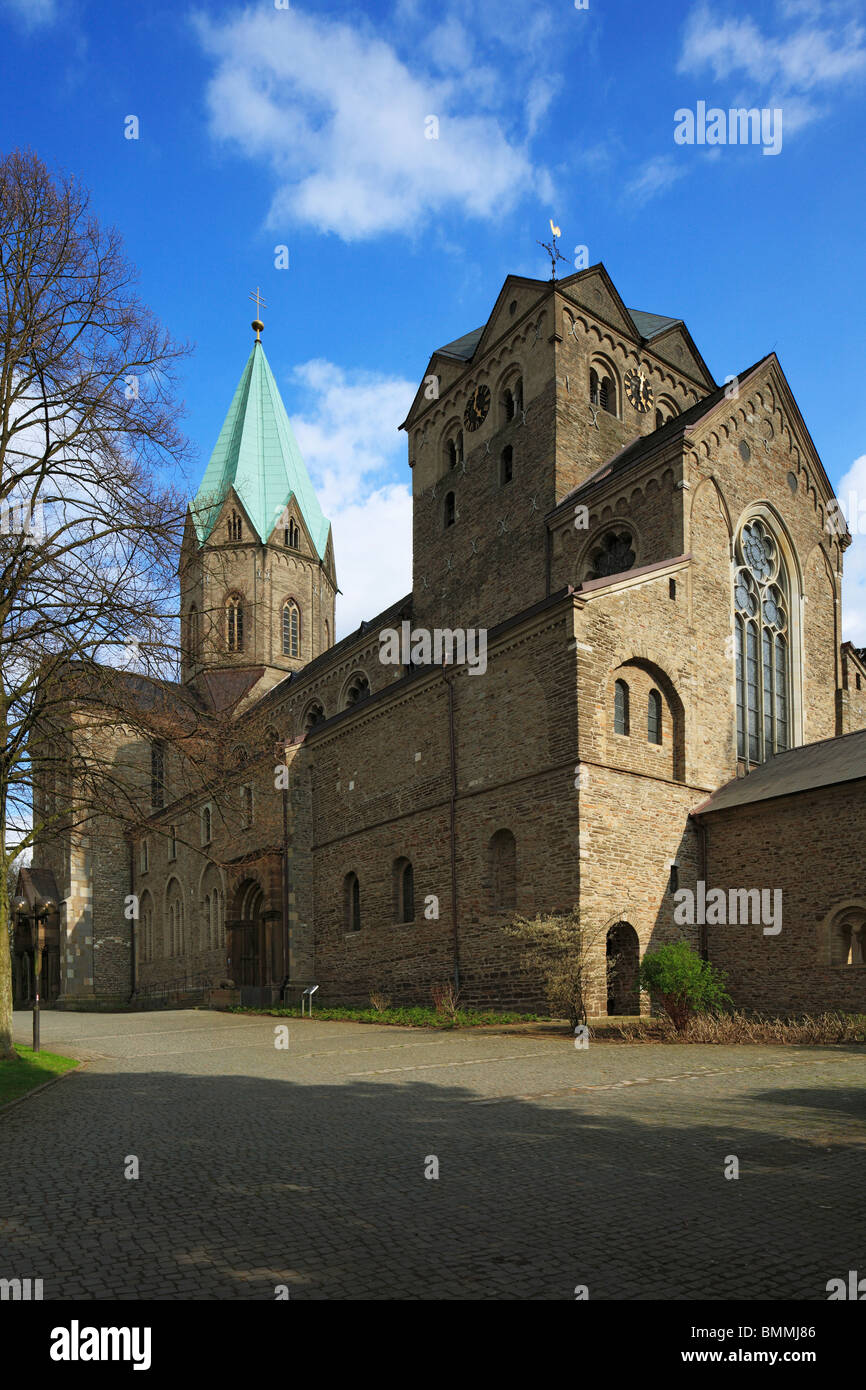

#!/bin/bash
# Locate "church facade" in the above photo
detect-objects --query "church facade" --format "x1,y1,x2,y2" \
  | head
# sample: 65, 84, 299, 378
16, 263, 866, 1017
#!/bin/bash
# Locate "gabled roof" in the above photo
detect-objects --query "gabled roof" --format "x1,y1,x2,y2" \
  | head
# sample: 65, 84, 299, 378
435, 327, 485, 361
191, 340, 330, 558
693, 729, 866, 816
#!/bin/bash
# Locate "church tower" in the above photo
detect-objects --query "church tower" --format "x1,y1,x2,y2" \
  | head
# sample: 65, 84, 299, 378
179, 311, 336, 694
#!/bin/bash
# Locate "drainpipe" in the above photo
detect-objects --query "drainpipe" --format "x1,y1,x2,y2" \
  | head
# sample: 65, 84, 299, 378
444, 669, 461, 993
128, 838, 137, 1002
693, 813, 708, 960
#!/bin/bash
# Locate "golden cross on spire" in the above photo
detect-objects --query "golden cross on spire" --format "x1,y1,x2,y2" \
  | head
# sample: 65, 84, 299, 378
249, 286, 267, 341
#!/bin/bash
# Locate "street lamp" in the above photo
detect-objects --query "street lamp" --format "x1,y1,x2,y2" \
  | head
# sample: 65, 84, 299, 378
12, 894, 56, 1052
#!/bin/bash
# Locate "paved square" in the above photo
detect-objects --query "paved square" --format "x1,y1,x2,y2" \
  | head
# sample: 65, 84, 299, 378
1, 1010, 863, 1300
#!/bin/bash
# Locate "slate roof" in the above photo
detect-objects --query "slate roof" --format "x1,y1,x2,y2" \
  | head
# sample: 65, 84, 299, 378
435, 327, 485, 361
693, 728, 866, 816
628, 308, 681, 340
191, 340, 331, 558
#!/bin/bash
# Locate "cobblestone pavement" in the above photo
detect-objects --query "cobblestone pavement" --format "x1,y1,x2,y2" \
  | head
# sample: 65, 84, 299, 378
2, 1009, 864, 1300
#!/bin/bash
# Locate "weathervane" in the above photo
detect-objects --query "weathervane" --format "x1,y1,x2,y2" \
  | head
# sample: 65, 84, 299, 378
537, 219, 568, 281
249, 286, 267, 341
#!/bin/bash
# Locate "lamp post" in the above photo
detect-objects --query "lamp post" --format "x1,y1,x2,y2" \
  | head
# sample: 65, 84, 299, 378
12, 895, 56, 1053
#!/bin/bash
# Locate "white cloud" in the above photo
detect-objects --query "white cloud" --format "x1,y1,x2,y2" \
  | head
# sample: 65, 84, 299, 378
2, 0, 56, 28
678, 2, 866, 132
195, 7, 546, 240
624, 155, 689, 206
838, 454, 866, 645
288, 360, 415, 636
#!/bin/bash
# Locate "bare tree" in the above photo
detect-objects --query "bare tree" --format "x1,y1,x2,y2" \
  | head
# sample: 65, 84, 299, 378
0, 148, 192, 1057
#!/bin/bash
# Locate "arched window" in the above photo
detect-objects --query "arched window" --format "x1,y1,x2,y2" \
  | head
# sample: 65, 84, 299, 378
304, 700, 325, 733
285, 518, 300, 549
489, 829, 517, 911
648, 689, 662, 744
655, 409, 664, 431
188, 604, 199, 660
614, 679, 630, 736
225, 594, 244, 652
446, 438, 457, 470
500, 446, 513, 486
444, 491, 456, 528
590, 367, 616, 416
344, 871, 361, 932
502, 387, 515, 422
343, 673, 370, 709
514, 377, 523, 415
241, 784, 253, 829
734, 518, 790, 764
829, 909, 866, 966
393, 857, 415, 924
587, 530, 635, 580
282, 599, 300, 657
228, 510, 242, 542
455, 430, 464, 467
201, 804, 212, 845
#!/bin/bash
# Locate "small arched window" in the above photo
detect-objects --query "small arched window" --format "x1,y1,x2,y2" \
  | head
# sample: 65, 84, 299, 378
489, 829, 517, 911
344, 871, 361, 933
201, 804, 212, 845
446, 438, 457, 470
500, 445, 513, 486
282, 599, 301, 657
444, 491, 456, 528
514, 377, 524, 415
226, 595, 244, 652
285, 518, 300, 549
455, 430, 464, 467
590, 367, 616, 416
393, 857, 415, 924
588, 531, 635, 581
228, 511, 242, 542
614, 679, 630, 736
343, 673, 370, 709
648, 689, 663, 745
502, 387, 515, 422
304, 700, 325, 733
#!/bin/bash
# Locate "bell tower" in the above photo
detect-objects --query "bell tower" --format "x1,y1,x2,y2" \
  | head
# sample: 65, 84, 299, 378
179, 301, 337, 693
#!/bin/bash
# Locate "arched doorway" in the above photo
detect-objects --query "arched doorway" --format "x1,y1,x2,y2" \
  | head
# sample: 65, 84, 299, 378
606, 921, 640, 1015
226, 876, 286, 1001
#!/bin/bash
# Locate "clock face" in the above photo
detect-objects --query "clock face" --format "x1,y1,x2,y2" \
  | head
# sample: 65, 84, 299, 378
463, 383, 491, 432
625, 366, 653, 414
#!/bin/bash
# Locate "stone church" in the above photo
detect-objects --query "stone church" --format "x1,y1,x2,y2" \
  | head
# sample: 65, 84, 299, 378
14, 263, 866, 1018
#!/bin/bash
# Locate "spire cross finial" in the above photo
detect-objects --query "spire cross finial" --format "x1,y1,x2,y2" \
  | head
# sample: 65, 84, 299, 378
249, 286, 267, 341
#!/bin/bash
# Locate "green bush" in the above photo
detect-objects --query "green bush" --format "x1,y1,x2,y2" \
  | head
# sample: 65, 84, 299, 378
639, 941, 731, 1033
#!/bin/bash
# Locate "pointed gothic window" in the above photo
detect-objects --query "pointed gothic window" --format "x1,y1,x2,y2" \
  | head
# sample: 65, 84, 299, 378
282, 599, 300, 657
614, 679, 630, 736
226, 595, 244, 652
648, 689, 662, 745
344, 673, 370, 709
734, 519, 790, 764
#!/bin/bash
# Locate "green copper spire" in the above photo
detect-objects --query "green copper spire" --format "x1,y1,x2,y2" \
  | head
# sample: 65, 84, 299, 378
192, 337, 330, 558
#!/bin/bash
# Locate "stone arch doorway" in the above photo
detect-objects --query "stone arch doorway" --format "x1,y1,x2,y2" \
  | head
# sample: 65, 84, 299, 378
606, 921, 640, 1015
226, 875, 286, 1000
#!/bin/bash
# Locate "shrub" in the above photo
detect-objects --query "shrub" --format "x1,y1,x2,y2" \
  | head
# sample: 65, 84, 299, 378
430, 981, 461, 1018
505, 909, 609, 1028
639, 941, 731, 1033
369, 990, 392, 1013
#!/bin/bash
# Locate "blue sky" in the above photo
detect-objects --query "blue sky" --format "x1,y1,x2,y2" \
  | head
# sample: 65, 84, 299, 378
2, 0, 866, 638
